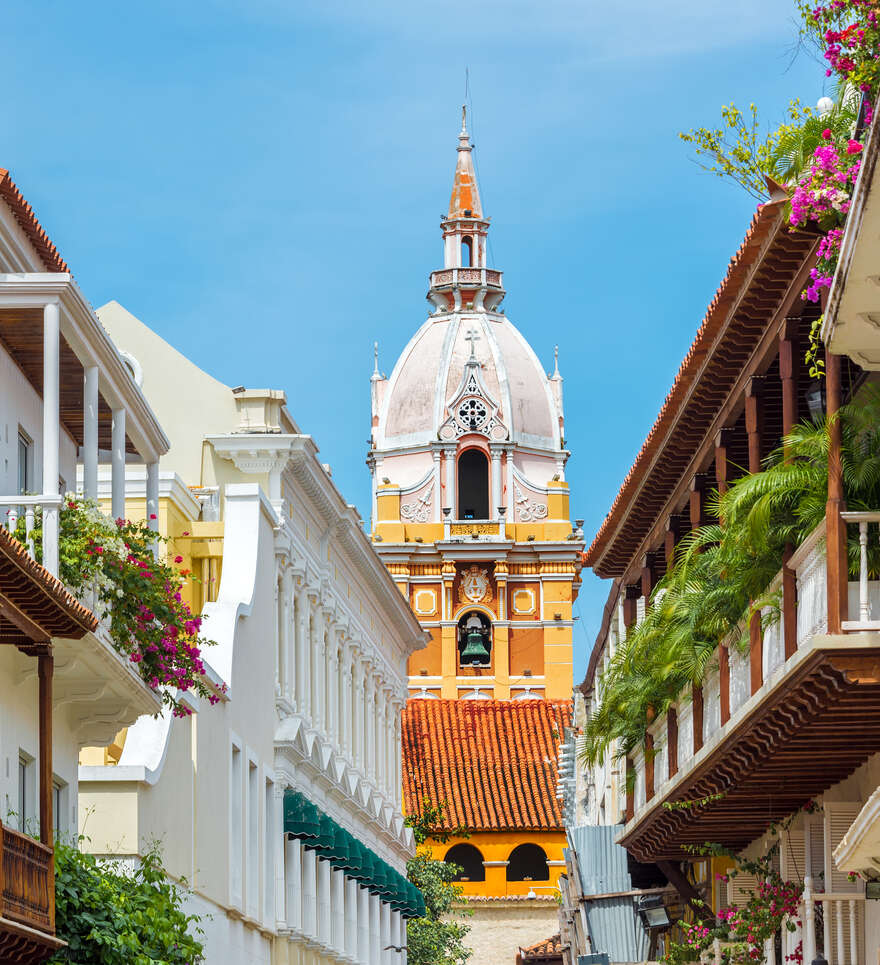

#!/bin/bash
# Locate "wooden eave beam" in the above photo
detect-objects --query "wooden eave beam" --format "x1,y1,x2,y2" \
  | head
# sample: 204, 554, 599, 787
612, 250, 818, 585
0, 594, 50, 646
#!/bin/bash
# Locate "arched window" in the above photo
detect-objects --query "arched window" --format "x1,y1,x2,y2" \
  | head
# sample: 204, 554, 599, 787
507, 843, 549, 882
461, 236, 473, 267
457, 449, 489, 520
445, 843, 485, 882
457, 610, 492, 668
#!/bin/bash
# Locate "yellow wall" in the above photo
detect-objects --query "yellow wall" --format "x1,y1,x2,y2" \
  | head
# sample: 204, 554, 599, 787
426, 831, 566, 898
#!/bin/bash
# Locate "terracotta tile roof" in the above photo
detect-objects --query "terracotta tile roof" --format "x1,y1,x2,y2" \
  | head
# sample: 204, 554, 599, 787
0, 169, 69, 272
585, 202, 819, 578
0, 528, 98, 643
520, 934, 564, 961
402, 698, 572, 832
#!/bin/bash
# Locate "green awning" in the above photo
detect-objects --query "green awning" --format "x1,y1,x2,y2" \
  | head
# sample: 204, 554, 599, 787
282, 788, 425, 918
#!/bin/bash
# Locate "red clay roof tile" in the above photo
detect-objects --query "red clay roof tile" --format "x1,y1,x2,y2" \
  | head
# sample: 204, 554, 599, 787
0, 169, 69, 273
402, 699, 572, 832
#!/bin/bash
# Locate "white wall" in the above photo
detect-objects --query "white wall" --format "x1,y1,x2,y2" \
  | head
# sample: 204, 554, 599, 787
0, 647, 80, 841
0, 340, 77, 500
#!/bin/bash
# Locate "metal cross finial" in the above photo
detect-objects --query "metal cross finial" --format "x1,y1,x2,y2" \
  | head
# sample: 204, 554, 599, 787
465, 326, 480, 360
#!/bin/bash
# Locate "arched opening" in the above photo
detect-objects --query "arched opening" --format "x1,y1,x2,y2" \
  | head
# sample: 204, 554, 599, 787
461, 236, 473, 267
457, 449, 489, 520
507, 843, 549, 882
457, 610, 492, 668
444, 843, 485, 882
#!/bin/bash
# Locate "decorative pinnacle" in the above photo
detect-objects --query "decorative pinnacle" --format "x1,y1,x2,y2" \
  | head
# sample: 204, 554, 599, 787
552, 345, 561, 379
371, 341, 382, 381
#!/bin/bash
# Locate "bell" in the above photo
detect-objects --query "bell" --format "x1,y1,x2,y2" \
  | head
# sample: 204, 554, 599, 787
461, 628, 490, 666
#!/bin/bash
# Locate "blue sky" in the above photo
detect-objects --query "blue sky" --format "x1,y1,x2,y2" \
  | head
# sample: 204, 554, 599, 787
1, 0, 827, 681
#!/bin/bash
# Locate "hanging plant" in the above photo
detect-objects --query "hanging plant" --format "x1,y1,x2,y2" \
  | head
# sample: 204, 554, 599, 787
20, 498, 223, 717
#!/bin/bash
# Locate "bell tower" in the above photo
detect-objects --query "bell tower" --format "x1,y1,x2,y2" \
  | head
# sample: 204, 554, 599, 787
368, 111, 583, 703
379, 113, 577, 940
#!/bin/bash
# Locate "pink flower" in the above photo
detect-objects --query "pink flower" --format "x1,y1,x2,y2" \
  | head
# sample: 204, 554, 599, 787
847, 139, 863, 154
174, 555, 184, 564
150, 513, 158, 520
822, 127, 833, 139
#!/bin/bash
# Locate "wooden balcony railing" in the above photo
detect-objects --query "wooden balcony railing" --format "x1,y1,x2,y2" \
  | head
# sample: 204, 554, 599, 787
0, 823, 54, 934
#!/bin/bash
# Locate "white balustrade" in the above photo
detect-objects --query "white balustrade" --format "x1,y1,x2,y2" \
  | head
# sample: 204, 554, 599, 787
0, 495, 63, 576
841, 512, 880, 630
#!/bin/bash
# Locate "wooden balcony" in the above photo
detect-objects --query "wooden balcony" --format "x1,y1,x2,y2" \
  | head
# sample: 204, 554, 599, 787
0, 823, 63, 963
621, 516, 880, 863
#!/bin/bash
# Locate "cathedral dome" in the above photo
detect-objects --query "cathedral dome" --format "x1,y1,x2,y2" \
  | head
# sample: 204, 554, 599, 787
373, 108, 563, 456
377, 312, 562, 451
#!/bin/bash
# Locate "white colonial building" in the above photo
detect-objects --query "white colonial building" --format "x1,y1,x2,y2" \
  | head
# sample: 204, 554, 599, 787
0, 169, 170, 962
79, 302, 426, 965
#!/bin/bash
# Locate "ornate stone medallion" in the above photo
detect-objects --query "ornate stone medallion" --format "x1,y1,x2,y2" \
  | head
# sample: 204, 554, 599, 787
458, 565, 493, 605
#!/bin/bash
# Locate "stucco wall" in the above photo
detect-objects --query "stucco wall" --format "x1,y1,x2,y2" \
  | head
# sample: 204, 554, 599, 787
457, 901, 559, 965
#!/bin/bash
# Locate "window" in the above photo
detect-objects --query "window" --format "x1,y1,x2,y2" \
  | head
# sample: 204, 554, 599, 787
461, 236, 473, 267
18, 755, 28, 831
444, 843, 485, 882
507, 843, 549, 881
457, 449, 489, 519
230, 743, 243, 905
247, 759, 259, 917
17, 431, 31, 495
53, 779, 66, 839
264, 778, 275, 925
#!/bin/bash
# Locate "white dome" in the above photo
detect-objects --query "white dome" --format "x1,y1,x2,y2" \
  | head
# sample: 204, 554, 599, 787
377, 312, 562, 452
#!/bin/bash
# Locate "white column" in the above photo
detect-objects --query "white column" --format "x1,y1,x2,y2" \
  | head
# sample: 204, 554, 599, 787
146, 461, 159, 533
302, 846, 317, 939
358, 885, 371, 964
336, 638, 347, 752
331, 868, 346, 957
370, 892, 381, 965
490, 445, 502, 519
317, 857, 331, 946
304, 593, 314, 720
432, 450, 442, 522
329, 631, 339, 744
380, 901, 391, 965
111, 407, 126, 521
83, 365, 99, 502
345, 877, 359, 960
391, 910, 405, 965
366, 672, 377, 781
295, 588, 307, 714
42, 302, 60, 577
285, 837, 302, 932
282, 569, 294, 700
443, 448, 456, 518
355, 658, 366, 770
315, 610, 326, 731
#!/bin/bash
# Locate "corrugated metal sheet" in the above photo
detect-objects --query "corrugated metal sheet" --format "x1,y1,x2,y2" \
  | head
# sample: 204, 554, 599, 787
566, 826, 650, 964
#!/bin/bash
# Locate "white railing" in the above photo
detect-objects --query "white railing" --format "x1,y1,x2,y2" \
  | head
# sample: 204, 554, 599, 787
841, 511, 880, 631
787, 878, 863, 965
695, 883, 864, 964
0, 495, 62, 576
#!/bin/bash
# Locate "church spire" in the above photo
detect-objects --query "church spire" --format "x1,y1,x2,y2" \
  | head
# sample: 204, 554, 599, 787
448, 106, 482, 220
